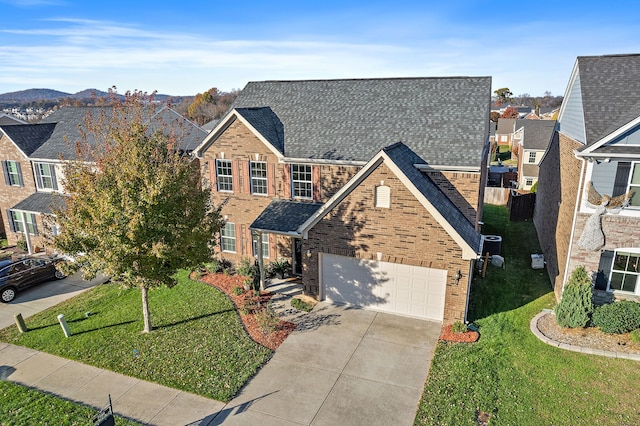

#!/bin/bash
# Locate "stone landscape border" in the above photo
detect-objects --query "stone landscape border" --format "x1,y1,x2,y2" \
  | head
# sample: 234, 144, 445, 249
530, 311, 640, 361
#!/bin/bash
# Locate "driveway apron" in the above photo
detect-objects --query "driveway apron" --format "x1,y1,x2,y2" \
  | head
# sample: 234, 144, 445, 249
212, 302, 440, 425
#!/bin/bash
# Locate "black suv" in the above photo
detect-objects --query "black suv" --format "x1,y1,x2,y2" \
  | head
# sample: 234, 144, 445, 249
0, 256, 66, 303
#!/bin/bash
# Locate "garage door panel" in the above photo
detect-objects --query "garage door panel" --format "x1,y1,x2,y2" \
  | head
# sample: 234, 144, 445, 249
321, 253, 447, 321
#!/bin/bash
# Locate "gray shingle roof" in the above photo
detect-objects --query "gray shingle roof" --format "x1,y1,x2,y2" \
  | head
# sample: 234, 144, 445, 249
382, 142, 481, 253
235, 108, 284, 154
250, 199, 323, 234
515, 119, 556, 150
576, 54, 640, 145
228, 77, 491, 167
11, 192, 65, 214
0, 123, 56, 156
496, 118, 516, 134
32, 106, 205, 160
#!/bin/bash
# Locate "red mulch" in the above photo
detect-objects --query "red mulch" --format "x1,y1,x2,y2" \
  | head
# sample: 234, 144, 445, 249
194, 272, 296, 350
440, 323, 480, 343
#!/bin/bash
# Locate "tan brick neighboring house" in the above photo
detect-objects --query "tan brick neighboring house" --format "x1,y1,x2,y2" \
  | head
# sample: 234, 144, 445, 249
0, 105, 206, 254
195, 77, 492, 323
535, 54, 640, 302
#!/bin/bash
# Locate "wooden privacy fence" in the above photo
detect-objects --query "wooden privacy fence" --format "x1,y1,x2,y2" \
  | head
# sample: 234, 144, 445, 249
508, 190, 536, 221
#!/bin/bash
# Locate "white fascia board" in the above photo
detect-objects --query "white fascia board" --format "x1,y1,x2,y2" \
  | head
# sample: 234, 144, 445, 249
297, 155, 385, 237
577, 116, 640, 156
382, 155, 477, 260
194, 109, 284, 161
557, 58, 580, 123
413, 164, 481, 173
281, 157, 367, 167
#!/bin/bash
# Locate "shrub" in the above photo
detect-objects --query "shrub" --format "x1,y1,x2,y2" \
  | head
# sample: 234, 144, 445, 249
203, 258, 231, 274
451, 321, 467, 334
254, 307, 280, 334
555, 266, 594, 328
16, 237, 27, 252
268, 259, 292, 279
239, 294, 260, 315
592, 301, 640, 334
232, 286, 244, 296
630, 329, 640, 344
291, 297, 313, 312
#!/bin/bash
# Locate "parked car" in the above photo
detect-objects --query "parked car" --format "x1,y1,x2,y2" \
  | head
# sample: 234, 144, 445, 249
0, 256, 66, 303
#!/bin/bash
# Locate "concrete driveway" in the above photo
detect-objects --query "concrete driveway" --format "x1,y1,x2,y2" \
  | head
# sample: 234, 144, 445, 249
212, 302, 440, 425
0, 273, 107, 329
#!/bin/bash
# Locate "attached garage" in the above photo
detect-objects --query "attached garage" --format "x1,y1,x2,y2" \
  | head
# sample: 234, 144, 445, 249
320, 253, 447, 321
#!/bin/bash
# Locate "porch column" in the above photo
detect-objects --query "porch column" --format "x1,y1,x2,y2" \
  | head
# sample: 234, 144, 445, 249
19, 211, 33, 255
253, 230, 265, 291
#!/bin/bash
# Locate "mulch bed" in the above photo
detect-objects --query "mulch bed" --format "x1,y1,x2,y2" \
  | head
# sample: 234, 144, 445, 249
194, 272, 296, 351
536, 312, 640, 355
440, 323, 480, 343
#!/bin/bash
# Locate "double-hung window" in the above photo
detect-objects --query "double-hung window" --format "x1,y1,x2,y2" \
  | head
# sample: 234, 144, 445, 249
609, 251, 640, 294
220, 222, 236, 253
250, 161, 268, 195
2, 161, 23, 187
34, 162, 58, 191
629, 163, 640, 207
291, 164, 312, 199
528, 152, 537, 164
8, 210, 38, 235
252, 233, 270, 258
216, 159, 233, 192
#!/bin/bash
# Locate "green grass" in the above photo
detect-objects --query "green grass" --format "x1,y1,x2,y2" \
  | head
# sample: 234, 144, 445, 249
0, 380, 141, 425
414, 205, 640, 425
0, 270, 272, 402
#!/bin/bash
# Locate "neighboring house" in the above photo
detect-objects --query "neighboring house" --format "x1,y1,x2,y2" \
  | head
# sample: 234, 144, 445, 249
0, 106, 206, 253
195, 77, 492, 324
0, 113, 27, 126
495, 118, 516, 147
513, 119, 556, 190
535, 54, 640, 302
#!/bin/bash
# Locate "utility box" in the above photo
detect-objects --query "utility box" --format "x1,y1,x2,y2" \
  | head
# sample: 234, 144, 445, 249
531, 254, 545, 269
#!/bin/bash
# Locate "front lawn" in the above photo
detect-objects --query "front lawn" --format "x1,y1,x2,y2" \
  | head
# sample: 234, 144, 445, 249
0, 270, 272, 402
0, 380, 141, 425
414, 205, 640, 425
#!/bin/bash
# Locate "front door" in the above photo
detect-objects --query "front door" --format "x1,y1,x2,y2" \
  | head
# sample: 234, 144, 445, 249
294, 239, 302, 275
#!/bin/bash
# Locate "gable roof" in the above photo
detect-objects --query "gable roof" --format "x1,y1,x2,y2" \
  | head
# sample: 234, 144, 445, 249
0, 123, 56, 157
573, 54, 640, 146
515, 119, 556, 150
496, 118, 516, 134
235, 107, 284, 154
30, 105, 205, 160
198, 77, 491, 169
0, 113, 27, 126
298, 142, 481, 259
250, 199, 323, 235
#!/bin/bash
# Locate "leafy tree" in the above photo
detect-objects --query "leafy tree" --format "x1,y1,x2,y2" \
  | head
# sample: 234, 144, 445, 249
54, 90, 222, 333
186, 87, 239, 125
490, 111, 500, 122
501, 106, 519, 119
555, 266, 594, 328
493, 87, 513, 106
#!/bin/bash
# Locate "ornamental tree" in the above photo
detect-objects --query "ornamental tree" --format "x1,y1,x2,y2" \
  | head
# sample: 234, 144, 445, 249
54, 90, 222, 333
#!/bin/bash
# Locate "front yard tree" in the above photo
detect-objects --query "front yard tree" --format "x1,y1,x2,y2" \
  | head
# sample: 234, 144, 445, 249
54, 91, 222, 333
494, 87, 513, 106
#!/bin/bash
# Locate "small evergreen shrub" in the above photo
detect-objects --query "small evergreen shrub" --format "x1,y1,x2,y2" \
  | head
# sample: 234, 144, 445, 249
451, 321, 467, 334
592, 301, 640, 334
232, 286, 244, 296
555, 266, 594, 328
254, 307, 280, 334
268, 259, 292, 279
291, 297, 313, 312
630, 329, 640, 344
16, 237, 27, 252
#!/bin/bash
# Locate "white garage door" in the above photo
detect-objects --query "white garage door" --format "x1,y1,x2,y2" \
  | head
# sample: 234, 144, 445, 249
320, 253, 447, 321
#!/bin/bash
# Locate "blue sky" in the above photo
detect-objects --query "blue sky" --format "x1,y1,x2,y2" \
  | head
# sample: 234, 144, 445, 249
1, 0, 640, 97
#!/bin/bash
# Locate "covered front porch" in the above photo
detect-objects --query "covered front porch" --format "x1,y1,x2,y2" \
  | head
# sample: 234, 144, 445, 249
249, 199, 323, 291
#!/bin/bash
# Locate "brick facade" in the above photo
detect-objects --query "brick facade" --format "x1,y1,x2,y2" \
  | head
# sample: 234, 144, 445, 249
0, 133, 49, 250
534, 132, 584, 300
425, 170, 481, 225
303, 162, 471, 324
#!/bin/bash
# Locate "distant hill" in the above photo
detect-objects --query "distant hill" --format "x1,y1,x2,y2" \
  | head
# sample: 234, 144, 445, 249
0, 88, 71, 102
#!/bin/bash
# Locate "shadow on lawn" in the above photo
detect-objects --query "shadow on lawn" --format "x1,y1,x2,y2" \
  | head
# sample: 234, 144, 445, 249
154, 309, 235, 330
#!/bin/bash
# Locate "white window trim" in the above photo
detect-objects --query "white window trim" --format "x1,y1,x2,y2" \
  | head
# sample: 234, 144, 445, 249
250, 161, 268, 195
216, 159, 233, 193
291, 164, 313, 199
34, 162, 57, 191
253, 233, 270, 258
628, 161, 640, 208
220, 222, 236, 253
9, 210, 38, 236
527, 151, 537, 164
608, 248, 640, 295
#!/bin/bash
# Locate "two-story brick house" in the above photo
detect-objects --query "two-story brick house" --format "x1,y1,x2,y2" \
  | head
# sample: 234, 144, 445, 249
513, 119, 556, 191
195, 77, 491, 323
0, 105, 206, 253
535, 54, 640, 302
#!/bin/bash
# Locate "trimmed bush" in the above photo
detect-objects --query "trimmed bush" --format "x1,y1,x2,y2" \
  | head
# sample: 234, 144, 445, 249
630, 329, 640, 344
451, 321, 467, 333
555, 266, 593, 328
592, 301, 640, 334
